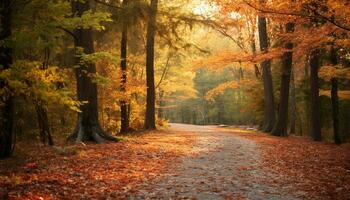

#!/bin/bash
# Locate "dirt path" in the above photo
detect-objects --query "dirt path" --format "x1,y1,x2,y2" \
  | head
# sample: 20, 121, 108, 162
130, 123, 301, 200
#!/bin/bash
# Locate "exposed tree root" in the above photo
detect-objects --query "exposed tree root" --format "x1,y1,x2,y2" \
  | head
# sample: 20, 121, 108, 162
67, 119, 120, 144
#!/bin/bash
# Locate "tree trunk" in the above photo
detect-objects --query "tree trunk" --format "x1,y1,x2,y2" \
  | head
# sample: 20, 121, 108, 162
250, 32, 261, 79
67, 0, 118, 143
289, 68, 297, 134
258, 15, 275, 132
35, 102, 54, 145
120, 0, 129, 134
303, 59, 310, 136
157, 90, 164, 119
0, 0, 15, 159
309, 49, 322, 141
35, 47, 54, 146
144, 0, 158, 130
330, 47, 341, 144
272, 23, 294, 136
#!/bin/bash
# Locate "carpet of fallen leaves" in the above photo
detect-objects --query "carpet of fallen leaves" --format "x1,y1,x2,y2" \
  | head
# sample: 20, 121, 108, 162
0, 130, 196, 200
221, 128, 350, 200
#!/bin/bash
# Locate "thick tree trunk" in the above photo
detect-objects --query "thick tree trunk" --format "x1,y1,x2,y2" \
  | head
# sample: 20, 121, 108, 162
309, 49, 322, 141
272, 23, 294, 136
68, 0, 118, 143
120, 0, 129, 134
0, 0, 15, 159
330, 47, 341, 144
289, 68, 297, 134
258, 15, 275, 132
144, 0, 158, 130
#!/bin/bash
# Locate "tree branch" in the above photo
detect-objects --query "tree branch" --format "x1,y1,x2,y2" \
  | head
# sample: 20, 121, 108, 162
243, 0, 350, 32
56, 26, 77, 41
310, 9, 350, 32
156, 55, 171, 89
214, 28, 248, 53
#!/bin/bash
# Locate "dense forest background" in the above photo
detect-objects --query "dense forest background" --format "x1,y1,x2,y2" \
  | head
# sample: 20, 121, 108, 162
167, 59, 350, 142
1, 0, 350, 159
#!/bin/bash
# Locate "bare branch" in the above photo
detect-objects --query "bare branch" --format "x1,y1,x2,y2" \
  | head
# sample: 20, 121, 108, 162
156, 55, 171, 89
214, 28, 248, 53
56, 26, 77, 41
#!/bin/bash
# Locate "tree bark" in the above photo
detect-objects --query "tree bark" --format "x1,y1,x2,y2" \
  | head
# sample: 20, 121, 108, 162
157, 90, 165, 119
35, 102, 54, 145
258, 15, 275, 132
250, 31, 261, 79
144, 0, 158, 130
289, 68, 297, 134
303, 59, 310, 136
35, 47, 54, 146
309, 49, 322, 141
120, 0, 130, 134
330, 47, 341, 144
272, 23, 294, 136
67, 0, 118, 143
0, 0, 15, 159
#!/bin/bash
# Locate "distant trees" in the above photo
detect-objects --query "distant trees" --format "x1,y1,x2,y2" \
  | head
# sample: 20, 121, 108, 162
205, 0, 350, 142
168, 68, 260, 125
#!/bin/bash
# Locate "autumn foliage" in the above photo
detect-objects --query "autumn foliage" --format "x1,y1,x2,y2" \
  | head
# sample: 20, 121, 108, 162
222, 128, 350, 199
0, 131, 196, 199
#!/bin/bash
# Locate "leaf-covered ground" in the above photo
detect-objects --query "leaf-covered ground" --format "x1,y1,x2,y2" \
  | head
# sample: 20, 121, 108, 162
131, 124, 298, 199
220, 127, 350, 200
0, 130, 196, 199
1, 124, 350, 200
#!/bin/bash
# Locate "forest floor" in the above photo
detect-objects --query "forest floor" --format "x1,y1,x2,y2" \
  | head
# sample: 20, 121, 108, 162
1, 123, 350, 200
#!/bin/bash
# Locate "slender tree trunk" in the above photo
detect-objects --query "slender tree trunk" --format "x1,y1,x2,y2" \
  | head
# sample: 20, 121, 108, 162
120, 0, 129, 134
144, 0, 158, 130
35, 102, 54, 145
289, 68, 297, 134
330, 47, 341, 144
0, 0, 15, 159
217, 96, 224, 123
272, 23, 294, 136
250, 31, 261, 79
309, 49, 322, 141
157, 90, 164, 119
258, 15, 275, 132
303, 59, 310, 136
67, 0, 118, 143
35, 47, 54, 145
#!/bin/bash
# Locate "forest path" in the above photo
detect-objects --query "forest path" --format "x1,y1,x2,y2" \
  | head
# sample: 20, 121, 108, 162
130, 123, 299, 200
